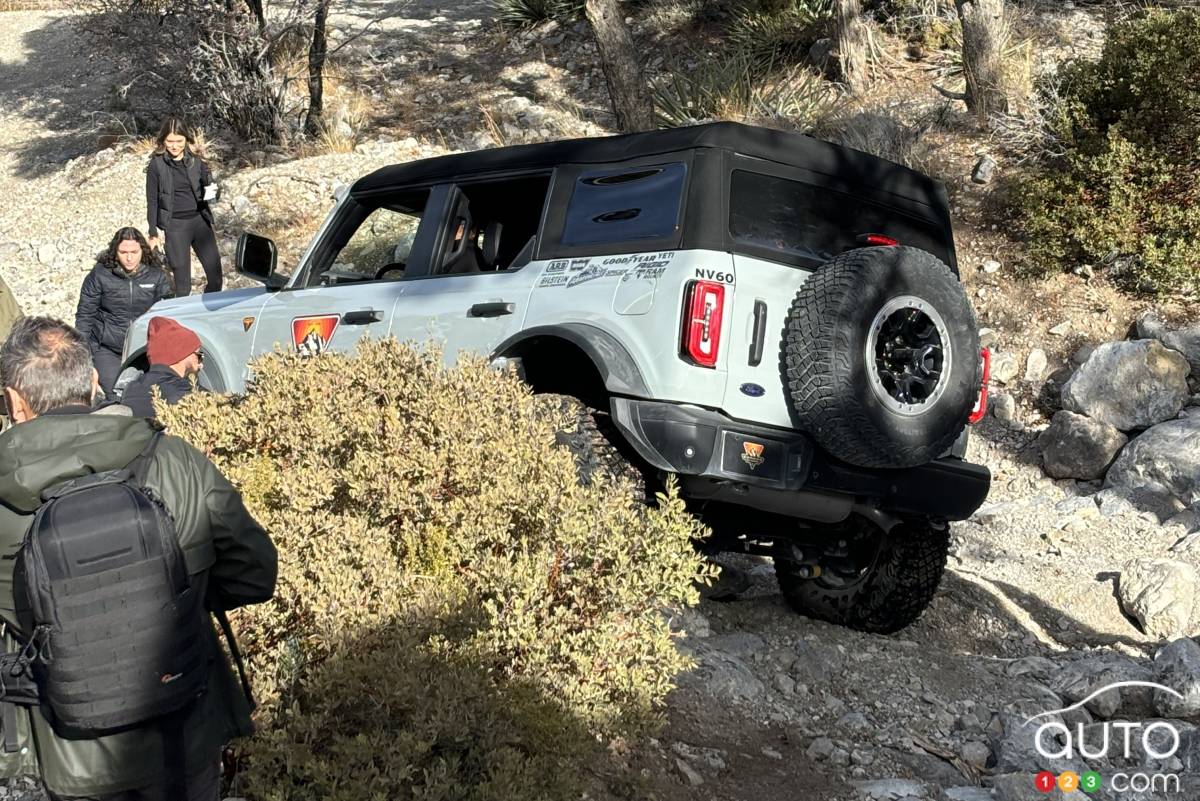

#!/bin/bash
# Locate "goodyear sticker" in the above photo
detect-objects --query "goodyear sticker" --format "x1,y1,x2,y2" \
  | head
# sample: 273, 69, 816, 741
538, 252, 676, 289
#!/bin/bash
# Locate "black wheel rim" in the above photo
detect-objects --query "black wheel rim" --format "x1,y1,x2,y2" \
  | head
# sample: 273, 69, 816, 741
865, 295, 952, 416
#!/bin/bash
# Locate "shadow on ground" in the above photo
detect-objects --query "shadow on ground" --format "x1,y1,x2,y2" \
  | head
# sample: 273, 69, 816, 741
0, 12, 123, 179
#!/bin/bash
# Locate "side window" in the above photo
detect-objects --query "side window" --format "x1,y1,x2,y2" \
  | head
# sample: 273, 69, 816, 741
434, 174, 551, 276
728, 170, 951, 266
561, 162, 686, 246
309, 190, 428, 286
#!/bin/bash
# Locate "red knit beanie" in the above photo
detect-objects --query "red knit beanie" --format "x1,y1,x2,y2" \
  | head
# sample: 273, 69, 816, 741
147, 316, 201, 366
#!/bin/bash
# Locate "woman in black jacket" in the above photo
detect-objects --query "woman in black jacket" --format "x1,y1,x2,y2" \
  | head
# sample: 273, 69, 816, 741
74, 227, 174, 399
146, 116, 222, 296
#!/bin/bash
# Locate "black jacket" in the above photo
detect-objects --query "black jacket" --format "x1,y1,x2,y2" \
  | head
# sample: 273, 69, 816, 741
146, 152, 214, 238
75, 262, 174, 355
122, 365, 197, 418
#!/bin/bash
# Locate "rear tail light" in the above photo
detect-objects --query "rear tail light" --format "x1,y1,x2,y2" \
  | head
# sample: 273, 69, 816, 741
968, 348, 990, 425
682, 280, 725, 368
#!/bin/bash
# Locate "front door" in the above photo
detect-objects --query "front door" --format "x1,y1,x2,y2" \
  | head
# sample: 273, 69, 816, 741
246, 188, 433, 368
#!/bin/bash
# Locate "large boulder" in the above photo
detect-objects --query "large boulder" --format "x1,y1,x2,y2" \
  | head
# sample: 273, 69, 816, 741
1162, 325, 1200, 377
1038, 410, 1128, 480
1062, 340, 1190, 430
1118, 558, 1199, 640
1152, 638, 1200, 719
1136, 311, 1200, 376
1105, 416, 1200, 507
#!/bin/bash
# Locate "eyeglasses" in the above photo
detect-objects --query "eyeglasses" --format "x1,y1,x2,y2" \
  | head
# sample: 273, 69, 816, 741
195, 350, 205, 362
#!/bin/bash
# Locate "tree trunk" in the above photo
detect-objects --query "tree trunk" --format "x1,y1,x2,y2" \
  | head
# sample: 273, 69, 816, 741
305, 0, 331, 137
835, 0, 869, 93
584, 0, 655, 132
954, 0, 1009, 119
245, 0, 266, 31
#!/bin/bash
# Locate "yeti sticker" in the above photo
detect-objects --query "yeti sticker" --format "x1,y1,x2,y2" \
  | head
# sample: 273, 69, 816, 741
292, 315, 340, 356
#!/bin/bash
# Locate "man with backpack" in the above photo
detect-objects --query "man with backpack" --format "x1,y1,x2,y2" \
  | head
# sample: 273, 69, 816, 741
0, 316, 278, 801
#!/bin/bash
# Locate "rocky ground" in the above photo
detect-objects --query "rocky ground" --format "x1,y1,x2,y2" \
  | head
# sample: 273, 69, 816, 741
1, 4, 1200, 801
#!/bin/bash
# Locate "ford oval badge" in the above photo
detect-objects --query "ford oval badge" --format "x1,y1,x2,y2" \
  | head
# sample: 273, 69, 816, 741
740, 383, 765, 397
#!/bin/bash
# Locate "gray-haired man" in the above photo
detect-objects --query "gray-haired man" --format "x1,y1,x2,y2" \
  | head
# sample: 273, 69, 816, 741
0, 317, 277, 801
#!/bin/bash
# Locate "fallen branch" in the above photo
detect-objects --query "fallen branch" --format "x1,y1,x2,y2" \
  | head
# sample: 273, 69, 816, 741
933, 83, 968, 101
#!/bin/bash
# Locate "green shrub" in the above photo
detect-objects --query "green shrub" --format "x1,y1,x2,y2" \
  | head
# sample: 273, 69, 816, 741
654, 49, 840, 129
158, 340, 713, 800
1014, 9, 1200, 294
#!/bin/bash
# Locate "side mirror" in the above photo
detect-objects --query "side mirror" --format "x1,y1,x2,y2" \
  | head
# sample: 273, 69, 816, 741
236, 233, 285, 290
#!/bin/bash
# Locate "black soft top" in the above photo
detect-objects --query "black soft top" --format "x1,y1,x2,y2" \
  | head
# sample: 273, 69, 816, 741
352, 121, 945, 208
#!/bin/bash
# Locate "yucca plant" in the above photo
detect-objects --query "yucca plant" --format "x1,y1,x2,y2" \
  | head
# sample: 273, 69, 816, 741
654, 49, 840, 129
727, 0, 834, 74
493, 0, 582, 26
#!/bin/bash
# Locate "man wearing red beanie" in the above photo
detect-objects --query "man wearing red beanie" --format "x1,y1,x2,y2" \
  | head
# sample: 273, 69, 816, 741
121, 316, 204, 418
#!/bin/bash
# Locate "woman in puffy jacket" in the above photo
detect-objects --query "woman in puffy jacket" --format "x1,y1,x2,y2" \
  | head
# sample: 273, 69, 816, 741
146, 115, 222, 296
74, 226, 174, 399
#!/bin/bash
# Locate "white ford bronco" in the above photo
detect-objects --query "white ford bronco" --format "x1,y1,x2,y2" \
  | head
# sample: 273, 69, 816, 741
121, 122, 991, 633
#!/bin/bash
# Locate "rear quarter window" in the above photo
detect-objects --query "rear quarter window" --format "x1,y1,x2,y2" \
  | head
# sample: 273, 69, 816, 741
561, 162, 686, 246
728, 170, 951, 267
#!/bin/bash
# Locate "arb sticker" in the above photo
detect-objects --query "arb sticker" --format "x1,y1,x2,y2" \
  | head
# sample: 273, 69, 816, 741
292, 315, 339, 356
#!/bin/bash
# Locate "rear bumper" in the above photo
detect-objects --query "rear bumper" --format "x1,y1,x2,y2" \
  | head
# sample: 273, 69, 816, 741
609, 398, 990, 521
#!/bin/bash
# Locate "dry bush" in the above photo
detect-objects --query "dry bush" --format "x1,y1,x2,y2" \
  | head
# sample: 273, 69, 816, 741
74, 0, 313, 146
157, 340, 713, 800
810, 103, 935, 171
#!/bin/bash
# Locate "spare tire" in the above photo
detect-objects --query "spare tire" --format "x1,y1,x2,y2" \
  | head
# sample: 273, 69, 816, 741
784, 246, 980, 469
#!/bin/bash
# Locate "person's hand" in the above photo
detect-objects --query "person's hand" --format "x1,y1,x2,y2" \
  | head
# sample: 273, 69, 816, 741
148, 235, 161, 249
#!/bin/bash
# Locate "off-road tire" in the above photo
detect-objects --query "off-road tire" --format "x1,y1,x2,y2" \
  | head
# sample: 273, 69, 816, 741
538, 393, 646, 501
776, 519, 950, 634
784, 246, 980, 469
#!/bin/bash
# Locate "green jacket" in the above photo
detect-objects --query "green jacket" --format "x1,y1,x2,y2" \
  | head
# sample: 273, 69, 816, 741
0, 408, 277, 797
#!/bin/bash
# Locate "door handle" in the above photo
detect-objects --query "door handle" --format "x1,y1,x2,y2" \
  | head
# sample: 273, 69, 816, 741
469, 302, 515, 318
748, 300, 767, 366
342, 309, 383, 325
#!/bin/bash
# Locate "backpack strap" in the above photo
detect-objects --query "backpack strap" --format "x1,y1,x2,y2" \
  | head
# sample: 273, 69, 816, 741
127, 431, 164, 486
37, 432, 164, 504
215, 610, 256, 712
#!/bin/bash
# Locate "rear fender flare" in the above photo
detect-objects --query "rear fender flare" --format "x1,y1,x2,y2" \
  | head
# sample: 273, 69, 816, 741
491, 323, 650, 398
